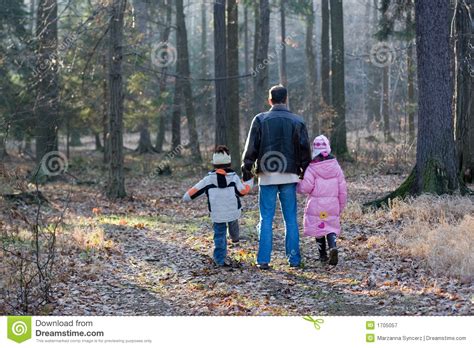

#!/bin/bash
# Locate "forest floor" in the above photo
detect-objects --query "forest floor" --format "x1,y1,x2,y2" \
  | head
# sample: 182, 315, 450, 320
1, 150, 473, 316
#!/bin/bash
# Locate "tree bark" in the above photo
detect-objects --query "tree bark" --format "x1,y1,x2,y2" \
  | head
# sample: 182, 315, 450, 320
94, 132, 103, 152
136, 120, 156, 154
35, 0, 59, 166
227, 0, 240, 171
155, 0, 172, 153
406, 1, 416, 144
279, 0, 288, 87
320, 0, 330, 106
455, 2, 474, 183
367, 0, 382, 126
102, 52, 110, 163
176, 0, 201, 160
134, 0, 155, 154
253, 0, 270, 115
382, 64, 393, 142
329, 0, 348, 157
214, 0, 228, 146
368, 0, 461, 207
106, 0, 127, 199
171, 80, 182, 151
243, 4, 251, 130
305, 1, 319, 136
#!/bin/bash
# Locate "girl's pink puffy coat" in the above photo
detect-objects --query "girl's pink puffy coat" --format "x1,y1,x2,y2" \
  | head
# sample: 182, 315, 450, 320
297, 159, 347, 238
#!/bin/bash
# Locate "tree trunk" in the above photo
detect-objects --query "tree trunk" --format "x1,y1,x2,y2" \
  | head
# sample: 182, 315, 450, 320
155, 0, 172, 153
214, 0, 228, 146
35, 0, 59, 167
134, 0, 155, 154
305, 1, 319, 136
227, 0, 240, 171
368, 0, 461, 207
455, 2, 474, 183
279, 0, 288, 87
367, 0, 382, 126
136, 120, 156, 154
95, 132, 103, 152
406, 1, 416, 144
171, 80, 182, 151
382, 64, 393, 142
176, 0, 201, 160
0, 136, 8, 161
243, 4, 251, 129
106, 0, 127, 199
102, 52, 110, 163
329, 0, 348, 157
253, 0, 270, 114
321, 0, 330, 106
201, 1, 208, 75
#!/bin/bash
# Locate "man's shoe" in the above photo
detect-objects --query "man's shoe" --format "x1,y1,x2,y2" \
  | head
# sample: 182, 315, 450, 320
319, 255, 329, 263
257, 263, 270, 270
328, 248, 338, 266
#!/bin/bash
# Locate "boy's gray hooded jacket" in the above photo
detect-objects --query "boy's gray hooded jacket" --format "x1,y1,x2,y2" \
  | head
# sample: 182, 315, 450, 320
183, 169, 253, 223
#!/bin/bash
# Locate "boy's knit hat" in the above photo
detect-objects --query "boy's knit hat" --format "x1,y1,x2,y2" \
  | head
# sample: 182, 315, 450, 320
212, 145, 232, 165
312, 135, 331, 159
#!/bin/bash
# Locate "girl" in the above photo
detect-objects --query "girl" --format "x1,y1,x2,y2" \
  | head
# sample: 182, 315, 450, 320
297, 135, 347, 265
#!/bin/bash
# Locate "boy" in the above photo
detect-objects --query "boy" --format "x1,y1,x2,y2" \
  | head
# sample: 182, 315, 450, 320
183, 145, 253, 267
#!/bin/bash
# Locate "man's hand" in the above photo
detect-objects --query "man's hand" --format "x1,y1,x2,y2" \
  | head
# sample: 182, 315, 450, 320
241, 166, 254, 182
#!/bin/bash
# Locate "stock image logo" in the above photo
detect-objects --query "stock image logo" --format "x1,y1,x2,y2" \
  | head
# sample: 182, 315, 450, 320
151, 42, 177, 68
7, 316, 32, 343
260, 151, 287, 174
40, 151, 69, 176
370, 42, 396, 68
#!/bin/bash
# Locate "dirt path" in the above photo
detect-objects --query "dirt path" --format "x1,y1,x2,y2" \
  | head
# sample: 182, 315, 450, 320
49, 172, 473, 316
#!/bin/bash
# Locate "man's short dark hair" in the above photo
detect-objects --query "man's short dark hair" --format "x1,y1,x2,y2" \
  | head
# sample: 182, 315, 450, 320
269, 85, 287, 104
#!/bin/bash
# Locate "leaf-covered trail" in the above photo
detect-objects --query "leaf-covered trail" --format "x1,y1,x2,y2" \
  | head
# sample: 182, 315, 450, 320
50, 171, 473, 316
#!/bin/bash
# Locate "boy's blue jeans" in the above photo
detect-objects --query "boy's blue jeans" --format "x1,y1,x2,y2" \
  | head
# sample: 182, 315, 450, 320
213, 220, 239, 265
257, 183, 301, 266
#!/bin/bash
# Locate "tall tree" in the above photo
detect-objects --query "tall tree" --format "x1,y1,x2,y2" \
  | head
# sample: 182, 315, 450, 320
134, 0, 156, 154
370, 0, 462, 206
381, 63, 392, 141
380, 0, 393, 142
243, 4, 251, 129
155, 0, 172, 152
305, 0, 319, 136
253, 0, 270, 114
279, 0, 288, 87
455, 1, 474, 183
106, 0, 127, 199
227, 0, 240, 170
35, 0, 59, 167
214, 0, 228, 145
329, 0, 348, 157
406, 0, 416, 144
367, 0, 382, 127
320, 0, 330, 106
176, 0, 201, 159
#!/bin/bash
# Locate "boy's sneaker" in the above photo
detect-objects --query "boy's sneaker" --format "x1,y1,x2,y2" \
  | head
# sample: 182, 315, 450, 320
214, 260, 231, 268
257, 263, 270, 270
328, 248, 338, 266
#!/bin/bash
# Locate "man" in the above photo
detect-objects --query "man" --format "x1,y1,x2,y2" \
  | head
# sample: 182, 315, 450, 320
242, 85, 311, 269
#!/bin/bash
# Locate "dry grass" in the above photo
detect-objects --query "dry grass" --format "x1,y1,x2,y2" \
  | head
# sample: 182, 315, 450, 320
343, 195, 474, 280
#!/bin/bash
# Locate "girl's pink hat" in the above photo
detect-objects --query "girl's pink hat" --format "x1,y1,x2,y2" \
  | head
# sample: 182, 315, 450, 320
312, 135, 331, 159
